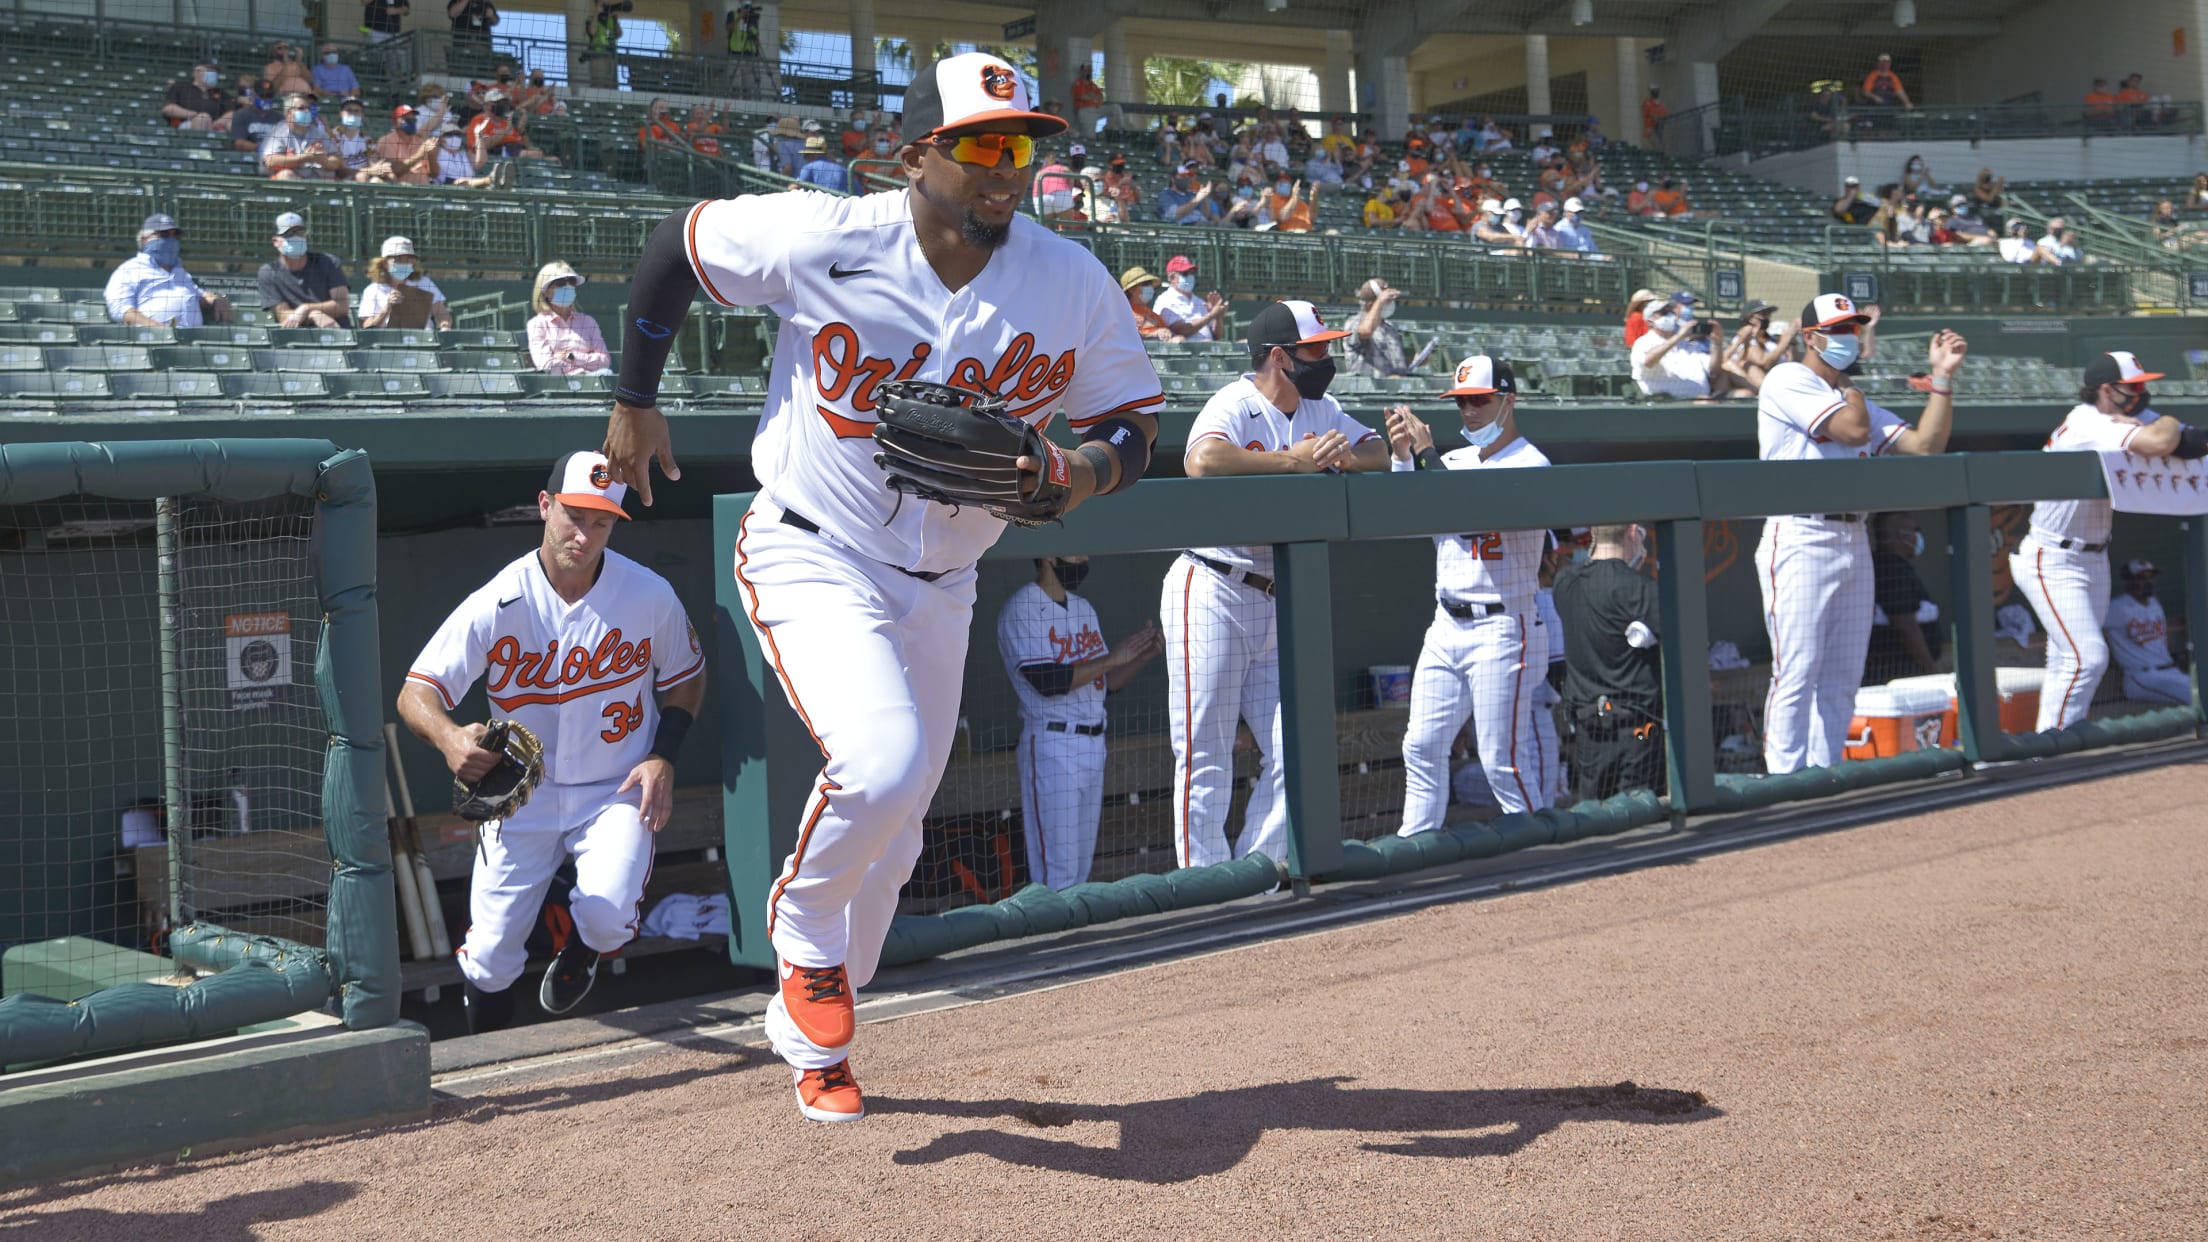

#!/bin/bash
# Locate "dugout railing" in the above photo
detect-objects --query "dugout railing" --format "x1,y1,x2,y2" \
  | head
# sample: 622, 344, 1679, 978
713, 451, 2207, 969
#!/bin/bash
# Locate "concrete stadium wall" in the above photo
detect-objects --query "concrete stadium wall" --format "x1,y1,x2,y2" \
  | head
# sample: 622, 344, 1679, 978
1744, 135, 2208, 197
1933, 0, 2207, 108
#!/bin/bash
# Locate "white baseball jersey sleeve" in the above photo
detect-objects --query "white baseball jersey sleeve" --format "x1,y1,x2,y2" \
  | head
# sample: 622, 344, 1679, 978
406, 549, 705, 786
683, 190, 1164, 575
1428, 437, 1550, 606
2026, 403, 2162, 545
1757, 361, 1908, 462
995, 582, 1109, 726
1184, 375, 1382, 575
2104, 591, 2176, 672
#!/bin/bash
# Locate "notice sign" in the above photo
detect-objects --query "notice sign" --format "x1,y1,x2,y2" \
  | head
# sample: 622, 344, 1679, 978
225, 611, 293, 708
2101, 451, 2208, 516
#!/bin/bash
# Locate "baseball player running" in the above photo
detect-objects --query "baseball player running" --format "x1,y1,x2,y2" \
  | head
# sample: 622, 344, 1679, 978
398, 451, 706, 1035
1756, 293, 1965, 773
599, 52, 1162, 1123
1384, 355, 1554, 828
996, 556, 1164, 889
1166, 300, 1388, 869
2013, 352, 2205, 729
2105, 558, 2194, 708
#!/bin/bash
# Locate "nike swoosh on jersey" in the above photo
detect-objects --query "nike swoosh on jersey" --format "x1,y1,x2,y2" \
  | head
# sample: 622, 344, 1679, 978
828, 262, 872, 279
497, 595, 523, 609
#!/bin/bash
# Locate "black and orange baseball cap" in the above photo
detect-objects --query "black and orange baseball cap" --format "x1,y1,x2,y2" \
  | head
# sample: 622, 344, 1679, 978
1442, 354, 1516, 397
1801, 291, 1871, 330
2082, 350, 2164, 388
1246, 300, 1351, 351
547, 450, 629, 519
899, 51, 1067, 144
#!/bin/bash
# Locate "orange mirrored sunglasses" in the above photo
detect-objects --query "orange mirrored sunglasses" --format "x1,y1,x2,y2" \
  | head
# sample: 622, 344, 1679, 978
928, 131, 1035, 169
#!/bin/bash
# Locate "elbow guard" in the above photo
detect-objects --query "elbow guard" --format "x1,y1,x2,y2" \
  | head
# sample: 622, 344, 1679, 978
1021, 663, 1075, 697
1081, 416, 1154, 495
2175, 423, 2208, 461
614, 208, 704, 407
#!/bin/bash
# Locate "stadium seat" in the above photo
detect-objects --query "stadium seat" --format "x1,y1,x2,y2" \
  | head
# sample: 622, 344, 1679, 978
107, 370, 223, 399
221, 371, 328, 399
0, 323, 74, 344
689, 375, 763, 397
323, 372, 430, 398
75, 323, 173, 346
442, 349, 524, 372
252, 348, 353, 373
354, 328, 440, 350
441, 329, 523, 350
424, 372, 523, 397
175, 326, 271, 347
148, 344, 251, 371
269, 327, 358, 350
518, 372, 612, 398
349, 349, 445, 373
0, 371, 110, 398
46, 345, 151, 371
655, 374, 695, 398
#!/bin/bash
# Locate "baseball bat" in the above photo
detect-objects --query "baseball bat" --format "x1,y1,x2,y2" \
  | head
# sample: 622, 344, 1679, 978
385, 722, 453, 958
384, 766, 435, 963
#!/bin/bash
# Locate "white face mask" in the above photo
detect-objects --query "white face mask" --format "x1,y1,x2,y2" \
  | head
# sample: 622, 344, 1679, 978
442, 135, 462, 149
550, 285, 577, 307
1379, 301, 1396, 320
323, 52, 338, 65
1172, 274, 1194, 293
1136, 285, 1155, 306
387, 261, 413, 280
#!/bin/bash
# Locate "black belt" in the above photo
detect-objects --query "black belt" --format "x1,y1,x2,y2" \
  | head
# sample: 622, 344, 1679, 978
1818, 513, 1864, 523
1440, 598, 1507, 619
780, 508, 955, 582
2031, 530, 2108, 553
1045, 721, 1105, 736
1185, 553, 1275, 597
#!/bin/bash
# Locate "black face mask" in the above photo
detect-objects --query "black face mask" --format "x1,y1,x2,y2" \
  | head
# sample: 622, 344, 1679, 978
1052, 559, 1091, 592
399, 117, 417, 135
1284, 351, 1336, 400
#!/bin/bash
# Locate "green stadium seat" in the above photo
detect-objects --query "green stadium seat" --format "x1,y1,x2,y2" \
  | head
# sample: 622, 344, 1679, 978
175, 326, 271, 347
442, 349, 524, 372
655, 374, 695, 398
9, 288, 66, 303
221, 371, 328, 399
354, 327, 441, 350
0, 371, 109, 398
441, 329, 523, 349
148, 344, 252, 371
46, 345, 150, 371
252, 348, 352, 372
269, 327, 359, 349
107, 371, 223, 399
349, 349, 445, 372
75, 323, 173, 346
690, 375, 762, 397
0, 323, 74, 344
519, 372, 612, 398
323, 372, 430, 398
424, 372, 523, 397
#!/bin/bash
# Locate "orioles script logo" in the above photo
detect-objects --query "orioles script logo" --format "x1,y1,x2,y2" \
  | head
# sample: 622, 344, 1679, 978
980, 64, 1018, 101
1048, 624, 1106, 663
486, 629, 653, 707
810, 321, 1077, 438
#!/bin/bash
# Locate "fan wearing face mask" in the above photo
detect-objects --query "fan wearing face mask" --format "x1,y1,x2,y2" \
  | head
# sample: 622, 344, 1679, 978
995, 556, 1164, 890
1347, 278, 1418, 378
1152, 255, 1226, 341
1165, 301, 1391, 869
1755, 293, 1967, 773
1383, 355, 1556, 825
360, 236, 454, 330
105, 213, 233, 328
257, 211, 353, 329
527, 261, 610, 375
2012, 351, 2208, 730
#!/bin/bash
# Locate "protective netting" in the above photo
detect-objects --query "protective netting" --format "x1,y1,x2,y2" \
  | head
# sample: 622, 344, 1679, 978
0, 493, 324, 1000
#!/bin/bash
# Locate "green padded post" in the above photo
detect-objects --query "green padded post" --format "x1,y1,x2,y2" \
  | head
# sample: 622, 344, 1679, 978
1655, 519, 1717, 818
2188, 517, 2208, 730
1272, 540, 1344, 879
1945, 504, 2007, 764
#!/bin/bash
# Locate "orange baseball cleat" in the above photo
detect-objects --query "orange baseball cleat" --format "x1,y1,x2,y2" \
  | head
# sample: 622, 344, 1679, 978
794, 1059, 865, 1123
779, 959, 855, 1048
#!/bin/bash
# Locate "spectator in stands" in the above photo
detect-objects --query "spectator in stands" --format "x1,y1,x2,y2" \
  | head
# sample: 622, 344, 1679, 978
413, 83, 456, 136
163, 62, 233, 132
449, 0, 501, 76
230, 80, 283, 153
1809, 79, 1849, 138
2084, 78, 2119, 126
1347, 279, 1419, 378
2151, 199, 2201, 249
312, 42, 360, 98
106, 213, 232, 328
330, 97, 398, 182
2117, 73, 2167, 125
1629, 294, 1720, 399
1034, 145, 1083, 209
1720, 299, 1793, 392
1868, 182, 1910, 247
638, 98, 680, 150
1652, 175, 1691, 217
1865, 512, 1944, 683
1945, 194, 1995, 245
1153, 256, 1226, 340
1101, 155, 1143, 220
464, 90, 535, 183
684, 105, 726, 157
1262, 175, 1315, 232
1895, 200, 1935, 246
517, 68, 560, 118
1973, 167, 2008, 232
262, 92, 345, 180
259, 211, 352, 329
1860, 52, 1911, 108
770, 115, 804, 175
1072, 63, 1120, 133
358, 236, 454, 330
1900, 154, 1943, 198
1554, 197, 1601, 254
2038, 220, 2082, 264
1120, 267, 1174, 341
2189, 173, 2208, 212
1475, 115, 1513, 153
1522, 201, 1568, 250
375, 105, 436, 184
1998, 218, 2042, 263
1182, 116, 1219, 170
264, 41, 315, 97
1159, 164, 1223, 225
431, 118, 495, 187
1362, 184, 1402, 230
1925, 204, 1959, 245
1304, 143, 1343, 190
526, 261, 611, 375
837, 111, 867, 158
1626, 179, 1657, 217
1255, 124, 1290, 172
1471, 199, 1517, 248
1623, 288, 1658, 346
1830, 175, 1876, 224
1640, 86, 1666, 144
364, 0, 410, 45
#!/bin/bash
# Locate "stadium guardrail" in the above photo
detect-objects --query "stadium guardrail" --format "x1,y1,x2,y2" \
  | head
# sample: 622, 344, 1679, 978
1817, 223, 2184, 313
1673, 98, 2205, 160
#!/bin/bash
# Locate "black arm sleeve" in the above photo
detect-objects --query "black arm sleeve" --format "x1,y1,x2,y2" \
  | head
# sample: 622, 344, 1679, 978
1020, 663, 1076, 697
2176, 423, 2208, 461
615, 208, 703, 406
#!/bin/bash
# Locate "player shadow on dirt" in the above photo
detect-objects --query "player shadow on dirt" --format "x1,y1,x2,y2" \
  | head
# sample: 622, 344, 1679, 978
877, 1077, 1716, 1183
0, 1179, 356, 1239
437, 1048, 754, 1125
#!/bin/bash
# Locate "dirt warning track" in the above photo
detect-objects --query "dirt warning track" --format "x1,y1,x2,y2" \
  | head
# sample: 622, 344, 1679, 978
6, 761, 2204, 1241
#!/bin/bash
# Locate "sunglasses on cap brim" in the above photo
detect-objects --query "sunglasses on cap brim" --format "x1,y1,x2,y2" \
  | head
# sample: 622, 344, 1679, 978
926, 131, 1035, 169
1453, 392, 1502, 408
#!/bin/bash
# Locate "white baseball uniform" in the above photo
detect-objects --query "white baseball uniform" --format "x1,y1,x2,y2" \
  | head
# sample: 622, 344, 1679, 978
1395, 436, 1553, 830
2104, 591, 2192, 706
996, 582, 1112, 890
2011, 404, 2160, 729
1755, 361, 1910, 773
693, 188, 1162, 1069
1165, 376, 1380, 868
1533, 583, 1568, 804
406, 549, 703, 992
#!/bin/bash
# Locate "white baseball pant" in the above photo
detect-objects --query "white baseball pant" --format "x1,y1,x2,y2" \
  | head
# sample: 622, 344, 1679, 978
455, 778, 654, 992
734, 502, 975, 1070
2010, 537, 2109, 730
1161, 559, 1287, 869
2121, 664, 2193, 706
1016, 722, 1106, 889
1532, 676, 1567, 805
1400, 606, 1550, 832
1757, 516, 1874, 773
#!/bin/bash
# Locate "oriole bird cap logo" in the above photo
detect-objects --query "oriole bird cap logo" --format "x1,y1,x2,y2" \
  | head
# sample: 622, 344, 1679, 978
980, 64, 1018, 101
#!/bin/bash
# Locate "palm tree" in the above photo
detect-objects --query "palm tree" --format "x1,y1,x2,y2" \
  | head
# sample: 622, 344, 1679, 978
1146, 57, 1247, 107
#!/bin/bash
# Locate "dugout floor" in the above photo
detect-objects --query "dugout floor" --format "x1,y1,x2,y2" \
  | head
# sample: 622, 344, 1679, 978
4, 751, 2204, 1240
